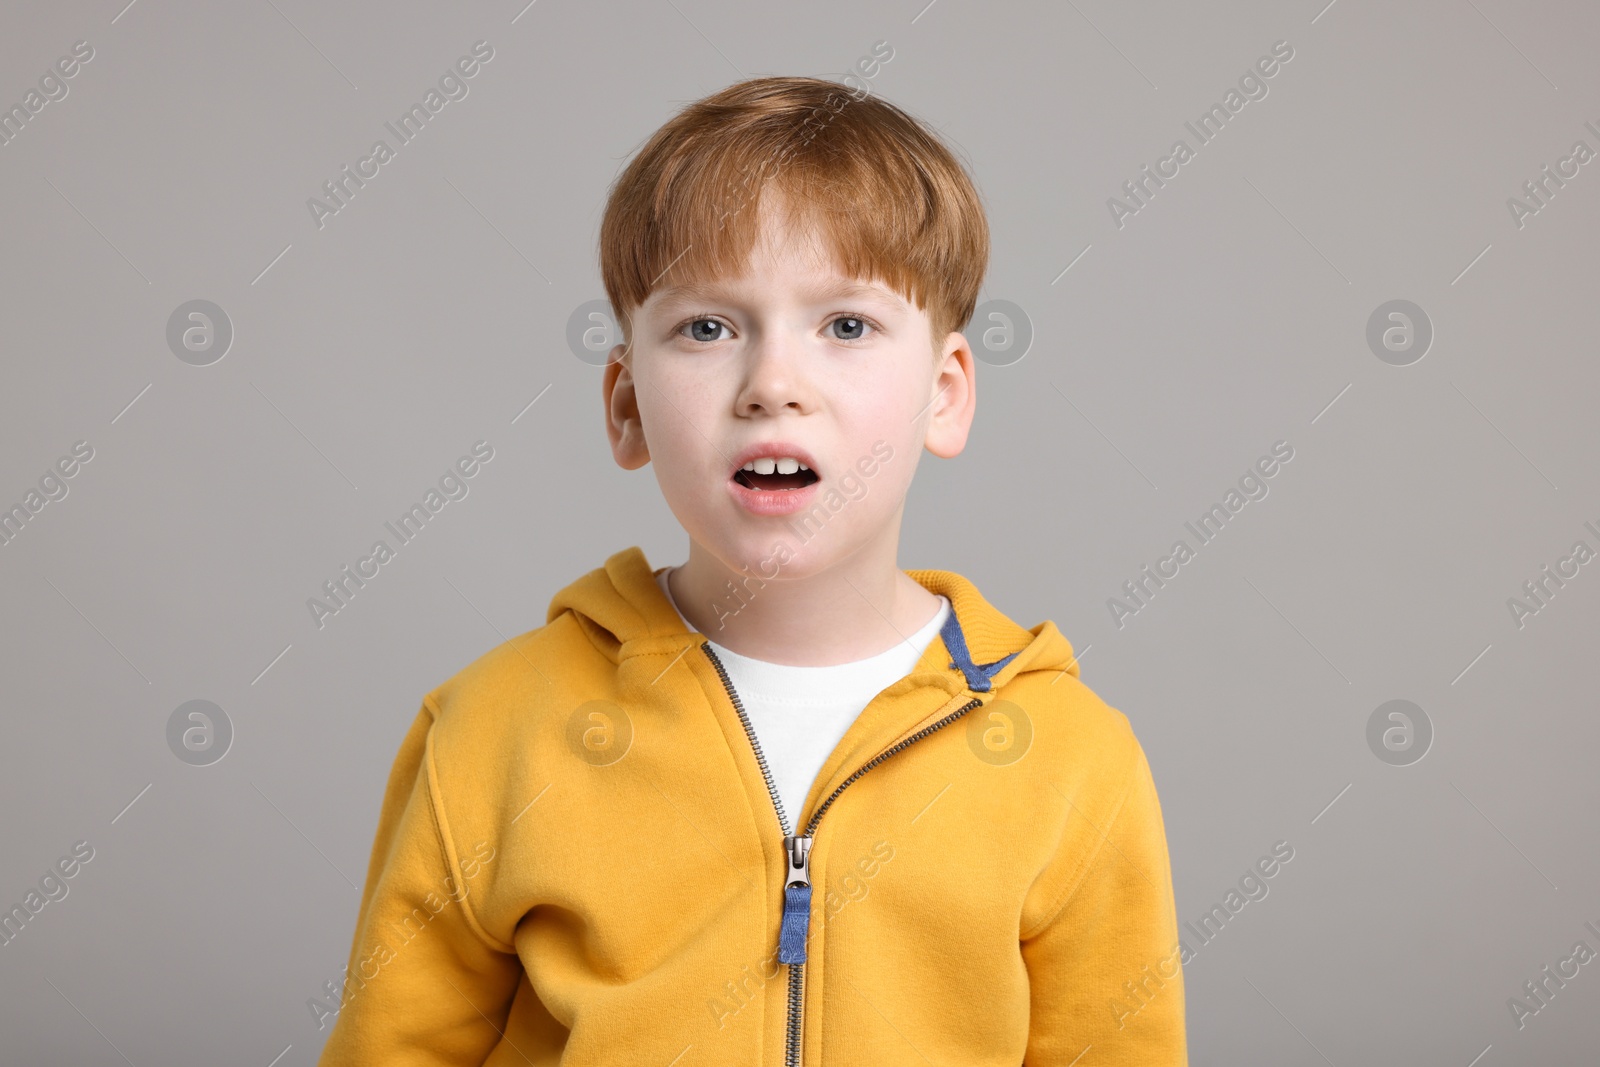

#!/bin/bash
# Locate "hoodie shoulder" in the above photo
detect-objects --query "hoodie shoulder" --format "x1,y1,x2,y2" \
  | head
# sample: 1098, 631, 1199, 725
1032, 667, 1135, 741
422, 547, 664, 754
414, 610, 613, 853
424, 610, 602, 743
1007, 664, 1142, 806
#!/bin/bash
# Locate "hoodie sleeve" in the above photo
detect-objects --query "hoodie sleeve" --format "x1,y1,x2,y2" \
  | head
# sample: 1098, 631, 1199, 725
1020, 727, 1187, 1066
317, 700, 525, 1066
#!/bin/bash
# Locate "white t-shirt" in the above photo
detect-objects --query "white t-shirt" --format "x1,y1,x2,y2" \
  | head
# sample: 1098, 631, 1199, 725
656, 566, 950, 829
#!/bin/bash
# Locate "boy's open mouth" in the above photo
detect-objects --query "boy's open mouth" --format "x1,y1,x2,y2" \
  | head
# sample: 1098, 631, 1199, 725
732, 468, 820, 492
728, 447, 823, 498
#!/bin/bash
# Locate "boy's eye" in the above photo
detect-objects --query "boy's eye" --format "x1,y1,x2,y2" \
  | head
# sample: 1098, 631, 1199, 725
685, 318, 728, 343
831, 316, 871, 341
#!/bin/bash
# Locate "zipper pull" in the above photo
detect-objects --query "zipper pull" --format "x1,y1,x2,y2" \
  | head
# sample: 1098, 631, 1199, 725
778, 834, 812, 964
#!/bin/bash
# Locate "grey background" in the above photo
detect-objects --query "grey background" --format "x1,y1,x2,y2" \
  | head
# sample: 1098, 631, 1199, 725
2, 0, 1597, 1063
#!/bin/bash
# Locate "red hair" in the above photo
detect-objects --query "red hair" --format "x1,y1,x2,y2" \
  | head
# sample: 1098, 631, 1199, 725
598, 76, 989, 356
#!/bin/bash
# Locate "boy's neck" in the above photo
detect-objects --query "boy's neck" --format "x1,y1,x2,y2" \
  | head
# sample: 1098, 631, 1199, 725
666, 540, 943, 667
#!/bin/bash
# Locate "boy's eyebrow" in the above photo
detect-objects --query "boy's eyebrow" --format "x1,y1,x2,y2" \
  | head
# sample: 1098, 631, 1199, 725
653, 278, 902, 306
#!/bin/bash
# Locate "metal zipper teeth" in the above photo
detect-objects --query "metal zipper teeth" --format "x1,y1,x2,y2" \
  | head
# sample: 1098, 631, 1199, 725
785, 965, 804, 1067
702, 643, 804, 1066
702, 641, 986, 1067
703, 642, 792, 837
799, 694, 985, 838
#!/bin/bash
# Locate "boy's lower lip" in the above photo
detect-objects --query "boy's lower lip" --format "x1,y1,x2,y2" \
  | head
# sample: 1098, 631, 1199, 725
727, 474, 821, 516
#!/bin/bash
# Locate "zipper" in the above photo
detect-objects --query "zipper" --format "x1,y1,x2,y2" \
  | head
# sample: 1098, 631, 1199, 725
702, 641, 984, 1067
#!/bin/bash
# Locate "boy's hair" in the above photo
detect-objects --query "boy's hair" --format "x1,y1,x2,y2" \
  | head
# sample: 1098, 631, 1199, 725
598, 76, 989, 360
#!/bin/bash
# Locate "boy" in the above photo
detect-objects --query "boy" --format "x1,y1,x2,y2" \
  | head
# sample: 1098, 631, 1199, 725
318, 76, 1186, 1065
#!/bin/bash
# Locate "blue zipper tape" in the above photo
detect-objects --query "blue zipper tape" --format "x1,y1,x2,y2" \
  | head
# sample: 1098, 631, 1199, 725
778, 883, 812, 964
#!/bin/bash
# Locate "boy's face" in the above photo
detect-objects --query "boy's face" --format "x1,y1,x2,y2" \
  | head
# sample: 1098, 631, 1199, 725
601, 197, 977, 582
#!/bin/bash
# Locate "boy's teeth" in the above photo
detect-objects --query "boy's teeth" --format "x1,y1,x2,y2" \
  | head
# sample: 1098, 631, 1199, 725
741, 457, 809, 474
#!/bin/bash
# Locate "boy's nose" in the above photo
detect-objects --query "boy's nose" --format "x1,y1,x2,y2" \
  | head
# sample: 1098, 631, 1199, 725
735, 334, 815, 414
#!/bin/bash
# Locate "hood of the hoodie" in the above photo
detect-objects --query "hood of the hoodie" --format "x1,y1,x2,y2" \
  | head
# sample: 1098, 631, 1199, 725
547, 545, 1082, 694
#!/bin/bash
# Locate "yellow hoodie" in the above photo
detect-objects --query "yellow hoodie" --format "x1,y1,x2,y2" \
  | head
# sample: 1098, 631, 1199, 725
316, 545, 1187, 1066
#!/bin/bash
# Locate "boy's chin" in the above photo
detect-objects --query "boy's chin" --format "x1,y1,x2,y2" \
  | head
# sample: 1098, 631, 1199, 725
711, 520, 897, 582
693, 532, 829, 583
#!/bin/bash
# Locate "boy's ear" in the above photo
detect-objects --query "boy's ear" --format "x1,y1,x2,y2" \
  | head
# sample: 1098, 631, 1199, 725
923, 330, 977, 460
601, 344, 651, 470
